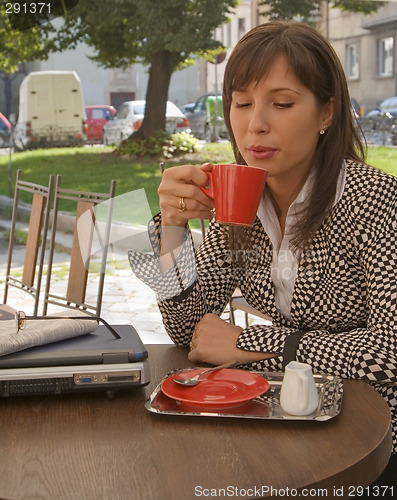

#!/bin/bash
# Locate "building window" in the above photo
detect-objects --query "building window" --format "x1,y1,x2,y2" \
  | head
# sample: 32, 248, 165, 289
110, 92, 135, 110
238, 18, 245, 40
225, 22, 231, 47
346, 43, 359, 80
378, 37, 393, 77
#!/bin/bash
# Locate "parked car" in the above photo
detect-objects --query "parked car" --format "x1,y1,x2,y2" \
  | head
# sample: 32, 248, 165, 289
184, 93, 228, 142
85, 105, 116, 144
103, 100, 190, 145
14, 71, 86, 150
366, 96, 397, 117
0, 112, 11, 148
180, 103, 195, 114
350, 98, 361, 117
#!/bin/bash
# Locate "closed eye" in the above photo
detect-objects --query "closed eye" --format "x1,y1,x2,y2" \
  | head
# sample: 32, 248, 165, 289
234, 102, 251, 108
274, 102, 294, 109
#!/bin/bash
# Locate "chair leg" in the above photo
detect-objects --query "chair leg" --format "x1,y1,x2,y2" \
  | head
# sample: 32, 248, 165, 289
229, 303, 236, 325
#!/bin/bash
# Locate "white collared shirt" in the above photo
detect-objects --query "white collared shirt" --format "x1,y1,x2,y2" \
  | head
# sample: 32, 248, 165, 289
257, 163, 346, 321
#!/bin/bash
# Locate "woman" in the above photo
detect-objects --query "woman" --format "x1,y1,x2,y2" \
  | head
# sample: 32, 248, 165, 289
129, 21, 397, 483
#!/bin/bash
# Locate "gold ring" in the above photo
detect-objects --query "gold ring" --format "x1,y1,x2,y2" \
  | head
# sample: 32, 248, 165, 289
190, 341, 195, 350
178, 197, 187, 212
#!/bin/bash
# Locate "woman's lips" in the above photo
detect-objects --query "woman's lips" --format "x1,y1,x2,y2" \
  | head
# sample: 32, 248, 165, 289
247, 146, 277, 160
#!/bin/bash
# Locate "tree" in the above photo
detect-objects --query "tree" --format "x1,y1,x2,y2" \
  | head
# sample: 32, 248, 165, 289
259, 0, 384, 22
57, 0, 237, 141
1, 12, 53, 74
0, 0, 81, 116
0, 0, 83, 73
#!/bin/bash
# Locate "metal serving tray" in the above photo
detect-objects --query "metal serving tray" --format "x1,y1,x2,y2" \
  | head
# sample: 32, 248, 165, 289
146, 370, 344, 421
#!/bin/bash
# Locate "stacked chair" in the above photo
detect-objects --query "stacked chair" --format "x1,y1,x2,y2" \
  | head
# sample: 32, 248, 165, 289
1, 169, 116, 318
42, 176, 116, 317
2, 170, 54, 316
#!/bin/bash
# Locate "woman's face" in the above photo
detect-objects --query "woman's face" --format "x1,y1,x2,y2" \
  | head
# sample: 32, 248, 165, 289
229, 55, 333, 189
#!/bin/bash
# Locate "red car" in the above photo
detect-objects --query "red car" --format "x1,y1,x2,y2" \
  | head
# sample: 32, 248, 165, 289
85, 105, 116, 144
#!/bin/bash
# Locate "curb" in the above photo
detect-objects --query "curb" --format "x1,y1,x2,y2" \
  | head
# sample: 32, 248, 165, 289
0, 195, 205, 255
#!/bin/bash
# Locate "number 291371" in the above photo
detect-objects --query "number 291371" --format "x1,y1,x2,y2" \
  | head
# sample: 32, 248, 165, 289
5, 3, 51, 15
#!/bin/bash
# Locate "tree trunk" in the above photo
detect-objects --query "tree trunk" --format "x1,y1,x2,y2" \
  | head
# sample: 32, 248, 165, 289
125, 50, 176, 141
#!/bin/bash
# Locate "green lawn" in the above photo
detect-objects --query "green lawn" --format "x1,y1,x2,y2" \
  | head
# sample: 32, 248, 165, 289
0, 143, 395, 223
0, 143, 234, 227
0, 146, 164, 216
366, 146, 397, 177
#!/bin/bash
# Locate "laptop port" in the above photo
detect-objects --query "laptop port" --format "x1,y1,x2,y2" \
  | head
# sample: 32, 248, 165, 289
73, 370, 140, 385
80, 377, 93, 384
107, 375, 136, 382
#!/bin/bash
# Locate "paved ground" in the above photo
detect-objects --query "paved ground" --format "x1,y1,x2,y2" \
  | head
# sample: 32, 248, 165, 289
0, 232, 172, 344
0, 204, 254, 345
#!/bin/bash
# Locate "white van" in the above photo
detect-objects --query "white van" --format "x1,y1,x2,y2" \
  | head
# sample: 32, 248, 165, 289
14, 71, 86, 150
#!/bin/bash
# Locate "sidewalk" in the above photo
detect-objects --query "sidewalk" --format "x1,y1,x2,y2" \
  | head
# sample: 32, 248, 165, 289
0, 203, 253, 345
0, 221, 172, 345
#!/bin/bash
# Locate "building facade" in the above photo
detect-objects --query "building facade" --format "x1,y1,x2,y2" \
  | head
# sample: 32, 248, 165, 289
325, 1, 397, 114
3, 1, 395, 120
0, 1, 253, 119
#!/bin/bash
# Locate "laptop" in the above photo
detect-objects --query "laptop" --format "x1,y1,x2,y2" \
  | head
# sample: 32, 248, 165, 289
0, 324, 150, 398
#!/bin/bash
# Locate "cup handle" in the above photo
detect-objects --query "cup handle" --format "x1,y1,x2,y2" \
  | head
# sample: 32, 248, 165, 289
200, 171, 214, 199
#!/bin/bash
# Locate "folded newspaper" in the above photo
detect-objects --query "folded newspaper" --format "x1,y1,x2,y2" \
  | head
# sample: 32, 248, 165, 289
0, 310, 99, 357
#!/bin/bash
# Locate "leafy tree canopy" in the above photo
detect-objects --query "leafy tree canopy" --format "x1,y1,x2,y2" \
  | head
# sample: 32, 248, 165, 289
259, 0, 384, 21
53, 0, 238, 140
1, 0, 237, 75
333, 0, 385, 14
57, 0, 237, 70
0, 8, 58, 73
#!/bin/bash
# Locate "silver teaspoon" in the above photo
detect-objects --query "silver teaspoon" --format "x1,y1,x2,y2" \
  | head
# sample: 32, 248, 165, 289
172, 361, 239, 386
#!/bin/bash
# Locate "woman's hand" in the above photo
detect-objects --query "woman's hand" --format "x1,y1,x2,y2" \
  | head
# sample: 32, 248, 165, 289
158, 163, 214, 227
188, 313, 272, 365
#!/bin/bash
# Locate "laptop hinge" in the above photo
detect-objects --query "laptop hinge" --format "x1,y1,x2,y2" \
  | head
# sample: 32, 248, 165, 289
102, 352, 130, 364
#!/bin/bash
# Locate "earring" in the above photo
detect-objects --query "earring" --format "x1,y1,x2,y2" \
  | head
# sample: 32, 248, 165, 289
319, 128, 326, 135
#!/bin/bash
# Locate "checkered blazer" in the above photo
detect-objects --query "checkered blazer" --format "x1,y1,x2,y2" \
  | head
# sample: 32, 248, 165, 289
129, 159, 397, 452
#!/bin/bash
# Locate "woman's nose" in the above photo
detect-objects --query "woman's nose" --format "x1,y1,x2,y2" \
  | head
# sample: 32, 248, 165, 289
248, 106, 270, 134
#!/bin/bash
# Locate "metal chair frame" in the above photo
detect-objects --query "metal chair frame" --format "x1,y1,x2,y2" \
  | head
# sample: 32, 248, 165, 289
229, 292, 272, 327
196, 219, 271, 327
42, 176, 116, 317
3, 170, 55, 316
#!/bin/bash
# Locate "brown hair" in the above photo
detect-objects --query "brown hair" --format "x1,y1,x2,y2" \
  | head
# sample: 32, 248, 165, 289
222, 21, 366, 250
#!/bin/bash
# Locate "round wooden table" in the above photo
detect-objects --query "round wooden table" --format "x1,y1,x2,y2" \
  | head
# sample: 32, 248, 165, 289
0, 344, 392, 500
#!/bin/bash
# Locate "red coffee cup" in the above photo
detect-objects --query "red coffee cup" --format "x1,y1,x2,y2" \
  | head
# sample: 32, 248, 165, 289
200, 164, 268, 226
